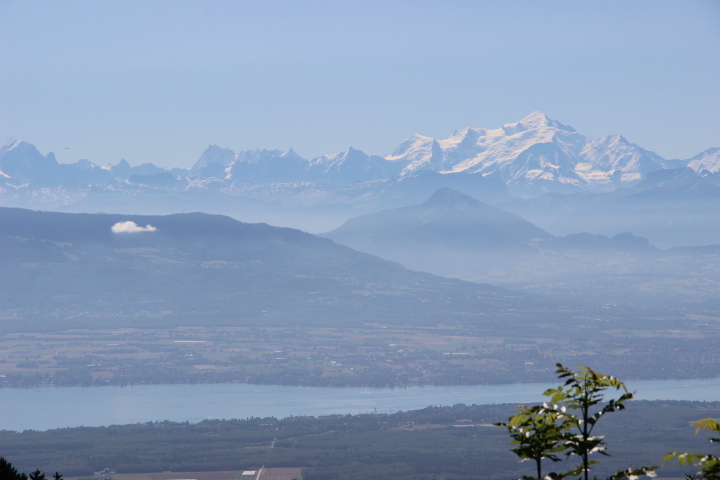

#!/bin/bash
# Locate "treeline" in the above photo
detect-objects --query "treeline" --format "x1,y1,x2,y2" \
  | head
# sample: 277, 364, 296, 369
0, 457, 62, 480
1, 401, 718, 479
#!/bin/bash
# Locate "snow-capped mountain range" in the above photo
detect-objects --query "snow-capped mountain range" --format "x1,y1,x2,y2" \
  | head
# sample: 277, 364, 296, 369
2, 112, 719, 219
177, 112, 718, 194
386, 112, 697, 193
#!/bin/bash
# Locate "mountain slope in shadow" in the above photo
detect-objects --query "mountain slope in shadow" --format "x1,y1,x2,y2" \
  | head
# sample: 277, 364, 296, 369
0, 207, 529, 331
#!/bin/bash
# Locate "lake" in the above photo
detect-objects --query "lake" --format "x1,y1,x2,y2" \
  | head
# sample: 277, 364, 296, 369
2, 377, 719, 432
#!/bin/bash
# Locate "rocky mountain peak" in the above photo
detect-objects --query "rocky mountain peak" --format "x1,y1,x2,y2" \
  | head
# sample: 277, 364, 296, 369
191, 144, 237, 175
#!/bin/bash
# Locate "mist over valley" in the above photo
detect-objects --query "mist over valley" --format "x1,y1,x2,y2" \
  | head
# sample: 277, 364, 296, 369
2, 112, 720, 390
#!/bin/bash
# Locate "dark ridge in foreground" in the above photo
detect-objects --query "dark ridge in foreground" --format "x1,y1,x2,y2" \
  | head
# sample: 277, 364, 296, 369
2, 400, 717, 480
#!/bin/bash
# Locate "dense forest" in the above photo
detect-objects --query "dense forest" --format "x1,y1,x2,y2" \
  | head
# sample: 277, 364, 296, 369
2, 400, 718, 480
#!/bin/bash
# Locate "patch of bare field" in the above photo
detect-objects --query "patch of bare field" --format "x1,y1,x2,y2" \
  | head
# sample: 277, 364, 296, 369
260, 467, 302, 480
150, 471, 238, 480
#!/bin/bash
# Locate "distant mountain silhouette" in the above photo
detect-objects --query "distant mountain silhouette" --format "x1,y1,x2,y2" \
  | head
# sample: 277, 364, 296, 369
0, 207, 527, 332
322, 189, 720, 308
501, 167, 720, 247
323, 188, 553, 277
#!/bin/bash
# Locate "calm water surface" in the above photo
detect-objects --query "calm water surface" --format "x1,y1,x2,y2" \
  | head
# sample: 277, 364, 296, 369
1, 378, 718, 432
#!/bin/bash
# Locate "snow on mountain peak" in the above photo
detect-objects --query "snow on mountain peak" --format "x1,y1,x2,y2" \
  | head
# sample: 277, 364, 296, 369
687, 147, 720, 173
6, 139, 24, 150
5, 113, 718, 204
386, 135, 446, 175
503, 112, 576, 135
2, 139, 40, 156
386, 133, 435, 159
607, 133, 628, 145
443, 126, 486, 149
576, 133, 668, 187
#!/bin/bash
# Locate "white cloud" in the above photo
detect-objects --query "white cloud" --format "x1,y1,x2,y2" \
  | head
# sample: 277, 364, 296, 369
111, 221, 157, 233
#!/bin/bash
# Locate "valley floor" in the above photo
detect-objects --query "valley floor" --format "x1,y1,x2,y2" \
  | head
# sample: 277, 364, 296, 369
2, 313, 719, 388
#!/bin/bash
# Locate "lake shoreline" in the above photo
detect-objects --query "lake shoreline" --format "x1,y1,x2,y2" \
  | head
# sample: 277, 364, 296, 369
2, 377, 719, 432
2, 374, 719, 390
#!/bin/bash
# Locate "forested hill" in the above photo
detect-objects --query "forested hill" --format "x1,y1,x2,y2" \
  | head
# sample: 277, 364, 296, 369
0, 208, 529, 331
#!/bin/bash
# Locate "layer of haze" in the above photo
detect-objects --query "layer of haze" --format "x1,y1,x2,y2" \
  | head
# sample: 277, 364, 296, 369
1, 0, 719, 169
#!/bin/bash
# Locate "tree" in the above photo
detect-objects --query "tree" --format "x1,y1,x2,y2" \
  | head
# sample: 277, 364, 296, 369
495, 403, 569, 480
0, 457, 28, 480
665, 418, 720, 480
497, 363, 656, 480
0, 458, 59, 480
28, 469, 46, 480
545, 363, 647, 480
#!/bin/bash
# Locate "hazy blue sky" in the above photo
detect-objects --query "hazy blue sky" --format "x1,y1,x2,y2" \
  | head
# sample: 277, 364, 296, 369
2, 0, 719, 169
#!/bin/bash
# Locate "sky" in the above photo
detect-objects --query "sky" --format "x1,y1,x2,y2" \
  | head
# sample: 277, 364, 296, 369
1, 0, 719, 169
